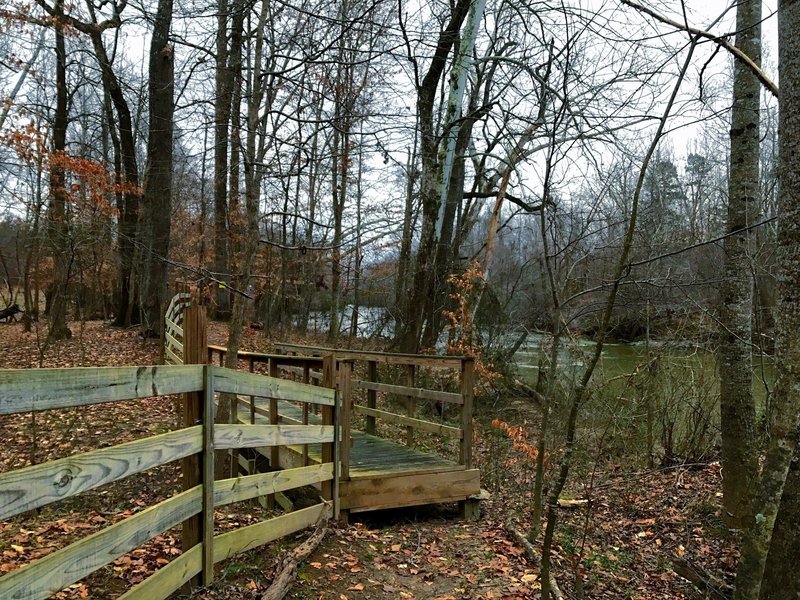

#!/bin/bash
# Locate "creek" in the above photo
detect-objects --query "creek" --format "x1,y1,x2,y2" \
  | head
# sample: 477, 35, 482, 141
514, 333, 774, 409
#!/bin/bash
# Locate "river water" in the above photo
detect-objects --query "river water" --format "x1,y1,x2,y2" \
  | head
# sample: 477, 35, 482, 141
514, 333, 774, 408
307, 307, 774, 407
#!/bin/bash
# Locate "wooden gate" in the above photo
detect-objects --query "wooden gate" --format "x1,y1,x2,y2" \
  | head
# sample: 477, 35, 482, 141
163, 291, 192, 365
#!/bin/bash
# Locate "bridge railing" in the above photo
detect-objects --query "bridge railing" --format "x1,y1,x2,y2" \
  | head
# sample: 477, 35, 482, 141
0, 364, 336, 600
206, 342, 475, 482
274, 343, 476, 476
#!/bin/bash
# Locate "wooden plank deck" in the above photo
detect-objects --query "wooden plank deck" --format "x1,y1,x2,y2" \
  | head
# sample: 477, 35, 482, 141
231, 397, 480, 513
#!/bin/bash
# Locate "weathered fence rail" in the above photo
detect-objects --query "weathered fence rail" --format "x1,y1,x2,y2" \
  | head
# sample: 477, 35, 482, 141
163, 292, 192, 366
0, 364, 336, 600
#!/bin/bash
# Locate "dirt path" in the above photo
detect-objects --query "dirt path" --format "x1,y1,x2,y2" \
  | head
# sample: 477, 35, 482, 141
286, 508, 540, 600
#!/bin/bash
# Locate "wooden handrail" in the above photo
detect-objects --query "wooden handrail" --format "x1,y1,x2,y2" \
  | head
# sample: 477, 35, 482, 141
208, 343, 475, 475
213, 368, 335, 405
0, 365, 204, 414
273, 343, 475, 470
208, 344, 324, 365
0, 364, 337, 599
275, 342, 467, 368
352, 378, 463, 404
353, 405, 462, 439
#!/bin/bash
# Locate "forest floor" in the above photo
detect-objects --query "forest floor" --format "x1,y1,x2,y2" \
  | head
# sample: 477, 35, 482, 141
0, 320, 739, 599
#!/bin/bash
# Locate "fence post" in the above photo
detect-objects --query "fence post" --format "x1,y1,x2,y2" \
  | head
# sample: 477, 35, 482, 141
302, 360, 310, 466
459, 357, 475, 468
181, 304, 207, 588
405, 364, 416, 447
321, 355, 336, 508
459, 357, 478, 520
366, 360, 377, 435
260, 358, 280, 509
202, 365, 215, 585
249, 357, 256, 425
336, 360, 353, 523
268, 358, 280, 469
338, 361, 353, 481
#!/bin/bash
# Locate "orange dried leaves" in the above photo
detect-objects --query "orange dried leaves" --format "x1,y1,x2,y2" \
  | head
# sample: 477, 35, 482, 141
491, 418, 541, 462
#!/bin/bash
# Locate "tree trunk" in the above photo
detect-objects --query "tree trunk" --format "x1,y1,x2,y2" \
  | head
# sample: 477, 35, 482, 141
394, 147, 417, 316
85, 35, 142, 328
219, 0, 270, 443
734, 0, 800, 594
213, 0, 233, 320
395, 0, 472, 352
760, 444, 800, 598
719, 0, 761, 528
139, 0, 175, 337
350, 143, 364, 338
298, 94, 323, 334
22, 168, 43, 333
47, 9, 71, 341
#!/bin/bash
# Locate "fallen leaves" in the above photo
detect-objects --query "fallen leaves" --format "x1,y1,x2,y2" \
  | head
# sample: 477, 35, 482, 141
288, 517, 542, 600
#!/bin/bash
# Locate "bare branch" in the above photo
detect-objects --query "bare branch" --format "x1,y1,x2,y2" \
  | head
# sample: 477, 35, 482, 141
620, 0, 779, 99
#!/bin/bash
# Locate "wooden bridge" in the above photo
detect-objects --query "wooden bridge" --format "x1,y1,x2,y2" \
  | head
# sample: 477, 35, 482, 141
163, 293, 481, 518
208, 342, 481, 519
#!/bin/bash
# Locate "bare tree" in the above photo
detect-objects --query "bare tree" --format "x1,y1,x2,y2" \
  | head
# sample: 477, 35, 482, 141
138, 0, 175, 336
733, 0, 800, 593
46, 0, 71, 340
719, 0, 761, 528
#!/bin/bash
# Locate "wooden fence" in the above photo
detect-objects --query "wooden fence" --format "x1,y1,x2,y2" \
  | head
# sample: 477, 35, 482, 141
0, 364, 337, 600
163, 292, 192, 366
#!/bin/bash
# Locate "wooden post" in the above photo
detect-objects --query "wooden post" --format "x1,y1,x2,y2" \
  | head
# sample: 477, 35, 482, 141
339, 361, 353, 481
266, 357, 280, 508
302, 364, 310, 466
181, 304, 207, 588
202, 365, 215, 584
301, 359, 311, 464
321, 355, 335, 505
459, 358, 478, 520
249, 358, 255, 425
459, 358, 474, 467
405, 364, 416, 447
366, 360, 377, 435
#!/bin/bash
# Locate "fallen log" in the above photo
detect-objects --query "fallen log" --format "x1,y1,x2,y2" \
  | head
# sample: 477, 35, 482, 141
0, 303, 22, 323
556, 498, 589, 509
505, 517, 564, 600
671, 557, 731, 600
261, 524, 327, 600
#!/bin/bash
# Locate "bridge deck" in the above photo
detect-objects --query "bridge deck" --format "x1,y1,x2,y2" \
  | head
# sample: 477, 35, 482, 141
233, 397, 481, 513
